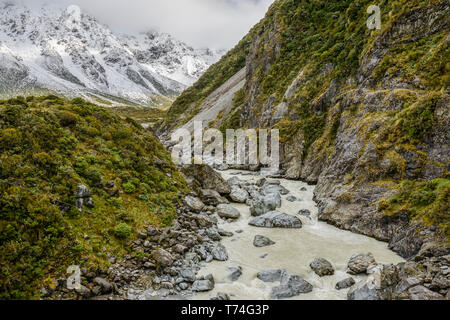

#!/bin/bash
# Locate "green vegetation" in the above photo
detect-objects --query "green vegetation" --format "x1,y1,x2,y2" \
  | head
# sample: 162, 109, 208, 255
379, 179, 450, 236
0, 96, 188, 299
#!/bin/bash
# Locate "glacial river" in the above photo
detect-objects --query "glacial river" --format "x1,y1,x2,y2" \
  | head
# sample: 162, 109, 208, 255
194, 170, 404, 300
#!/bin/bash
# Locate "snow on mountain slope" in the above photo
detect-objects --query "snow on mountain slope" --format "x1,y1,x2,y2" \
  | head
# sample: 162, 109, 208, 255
0, 2, 224, 106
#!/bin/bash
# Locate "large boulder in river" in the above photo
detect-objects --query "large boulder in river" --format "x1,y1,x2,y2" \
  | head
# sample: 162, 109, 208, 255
182, 164, 231, 195
217, 204, 240, 220
263, 192, 281, 209
271, 274, 313, 299
249, 211, 302, 228
229, 186, 249, 203
211, 244, 229, 261
347, 253, 376, 275
310, 258, 335, 277
250, 199, 271, 217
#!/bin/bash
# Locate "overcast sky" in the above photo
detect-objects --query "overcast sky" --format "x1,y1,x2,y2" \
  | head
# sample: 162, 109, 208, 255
5, 0, 274, 49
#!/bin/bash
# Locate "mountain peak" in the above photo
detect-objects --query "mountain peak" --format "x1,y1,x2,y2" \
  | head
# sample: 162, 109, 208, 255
0, 2, 224, 107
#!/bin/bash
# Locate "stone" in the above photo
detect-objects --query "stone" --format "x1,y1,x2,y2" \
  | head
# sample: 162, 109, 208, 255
151, 249, 174, 267
192, 275, 215, 292
182, 164, 231, 195
201, 189, 227, 206
250, 200, 271, 217
179, 282, 189, 290
257, 269, 287, 283
205, 228, 222, 241
335, 278, 356, 290
230, 186, 249, 203
75, 184, 91, 198
286, 196, 297, 202
408, 285, 445, 300
93, 277, 113, 294
271, 274, 313, 299
347, 253, 376, 275
218, 229, 233, 237
298, 209, 312, 219
249, 211, 302, 228
184, 196, 205, 212
263, 192, 281, 209
394, 277, 422, 296
211, 292, 231, 300
217, 204, 240, 220
179, 269, 196, 283
173, 244, 188, 254
256, 178, 266, 187
310, 258, 335, 277
253, 235, 276, 248
211, 244, 229, 261
227, 266, 243, 281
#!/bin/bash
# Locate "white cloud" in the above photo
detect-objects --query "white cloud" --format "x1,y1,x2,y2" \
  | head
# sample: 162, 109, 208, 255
4, 0, 274, 49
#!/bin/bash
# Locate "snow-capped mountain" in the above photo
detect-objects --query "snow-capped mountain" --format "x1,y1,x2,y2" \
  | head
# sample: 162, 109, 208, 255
0, 2, 224, 106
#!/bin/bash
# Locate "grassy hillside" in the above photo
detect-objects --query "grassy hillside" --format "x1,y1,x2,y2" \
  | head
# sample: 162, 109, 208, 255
0, 96, 188, 299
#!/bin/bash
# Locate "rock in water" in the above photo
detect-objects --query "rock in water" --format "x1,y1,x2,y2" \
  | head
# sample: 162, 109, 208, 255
249, 211, 302, 228
335, 277, 356, 290
229, 186, 249, 203
192, 274, 215, 292
298, 209, 312, 219
184, 196, 205, 212
227, 266, 243, 281
347, 253, 376, 275
271, 274, 313, 299
217, 204, 240, 220
286, 196, 297, 202
211, 244, 229, 261
253, 235, 276, 248
210, 292, 231, 300
262, 192, 281, 209
250, 199, 271, 217
257, 269, 287, 283
310, 258, 335, 277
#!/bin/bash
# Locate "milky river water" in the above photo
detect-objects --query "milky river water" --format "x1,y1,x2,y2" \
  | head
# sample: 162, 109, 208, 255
194, 170, 404, 300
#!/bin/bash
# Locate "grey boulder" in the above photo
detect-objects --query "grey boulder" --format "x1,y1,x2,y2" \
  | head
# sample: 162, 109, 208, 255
184, 196, 205, 212
271, 274, 313, 299
211, 244, 229, 261
310, 258, 334, 277
253, 235, 276, 248
335, 277, 356, 290
230, 186, 249, 203
347, 253, 376, 275
217, 204, 241, 220
249, 211, 302, 228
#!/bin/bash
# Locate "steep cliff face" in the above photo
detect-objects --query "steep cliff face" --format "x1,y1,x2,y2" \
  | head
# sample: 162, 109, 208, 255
162, 0, 449, 259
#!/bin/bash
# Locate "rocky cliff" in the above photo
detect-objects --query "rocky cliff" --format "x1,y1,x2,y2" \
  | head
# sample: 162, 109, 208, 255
161, 0, 449, 274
